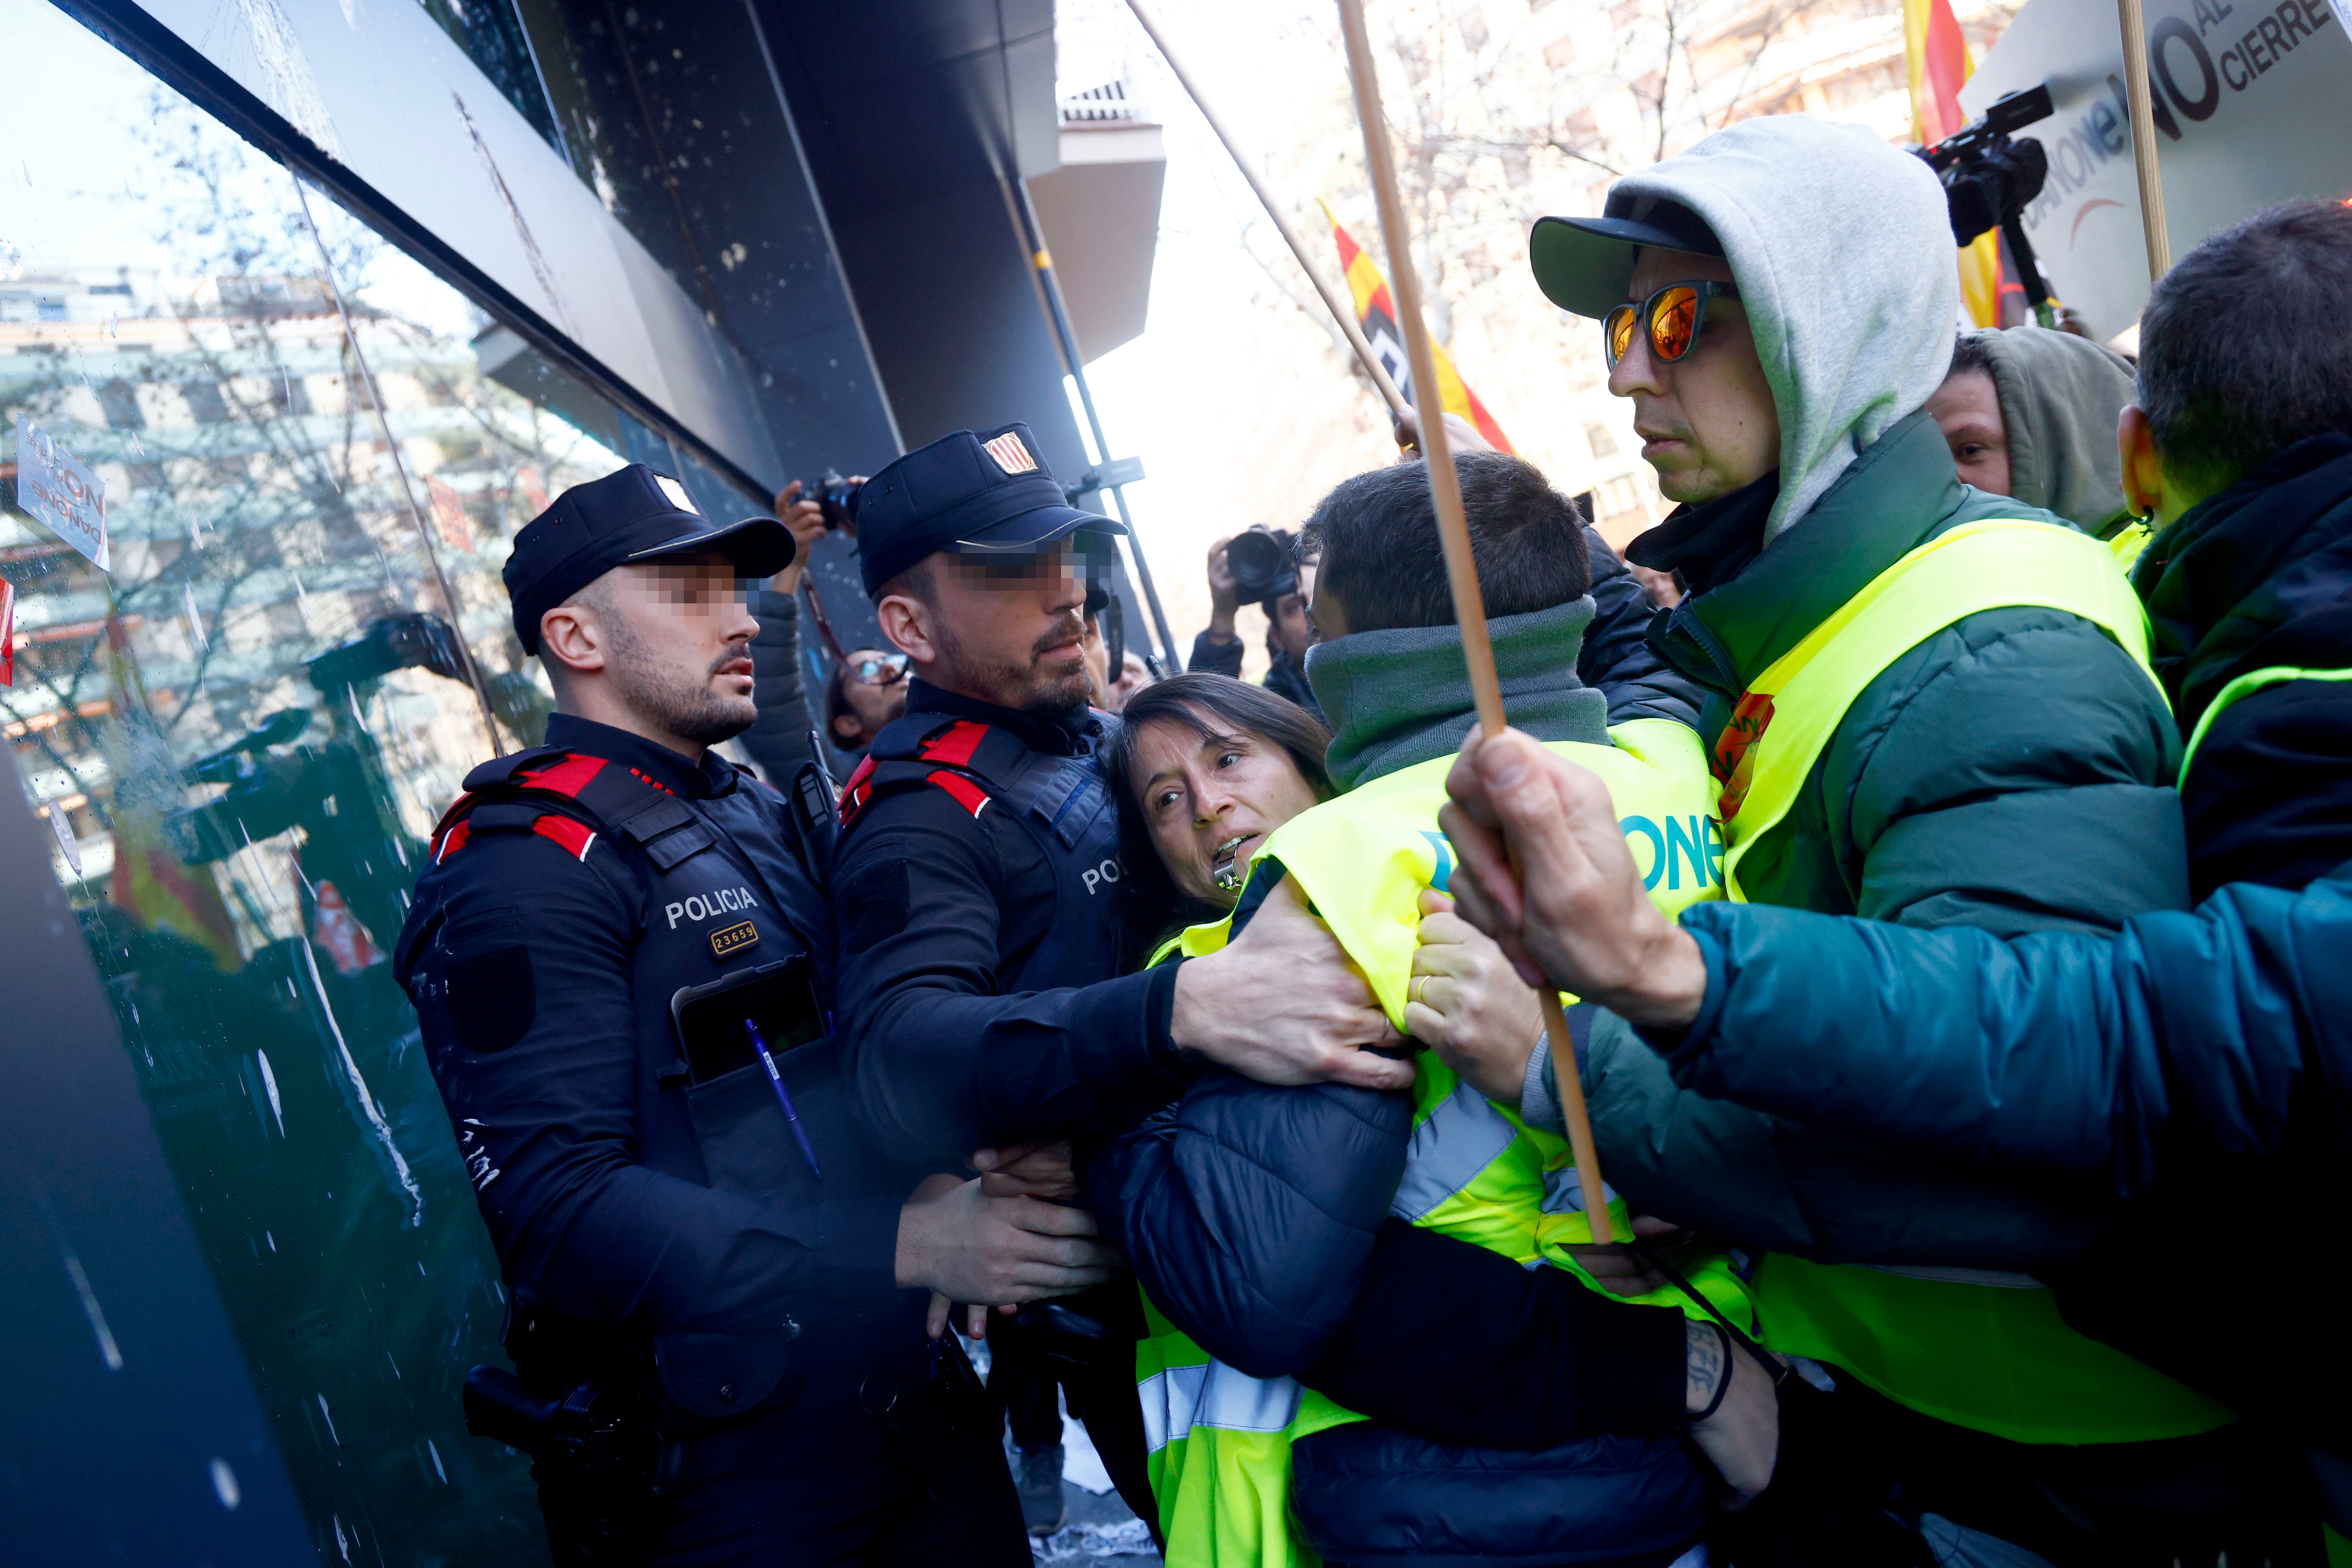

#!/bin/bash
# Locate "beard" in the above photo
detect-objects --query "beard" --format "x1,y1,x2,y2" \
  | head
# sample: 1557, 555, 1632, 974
606, 615, 757, 747
933, 611, 1092, 718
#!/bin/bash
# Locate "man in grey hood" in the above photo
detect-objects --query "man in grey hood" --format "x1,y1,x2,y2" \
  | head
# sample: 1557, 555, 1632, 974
1927, 325, 2140, 536
1506, 115, 2290, 1564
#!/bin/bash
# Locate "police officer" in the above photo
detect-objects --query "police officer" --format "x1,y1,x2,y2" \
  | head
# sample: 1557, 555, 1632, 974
394, 464, 1116, 1566
827, 424, 1415, 1523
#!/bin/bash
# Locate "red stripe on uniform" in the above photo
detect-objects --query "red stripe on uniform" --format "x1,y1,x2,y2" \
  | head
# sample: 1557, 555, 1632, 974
434, 819, 473, 862
919, 721, 990, 768
519, 753, 609, 799
532, 814, 598, 860
925, 769, 991, 817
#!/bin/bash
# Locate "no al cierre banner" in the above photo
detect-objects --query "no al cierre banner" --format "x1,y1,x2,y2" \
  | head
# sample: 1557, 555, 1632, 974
1962, 0, 2352, 338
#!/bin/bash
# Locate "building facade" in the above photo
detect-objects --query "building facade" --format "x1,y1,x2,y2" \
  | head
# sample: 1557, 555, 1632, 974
0, 1, 1159, 1559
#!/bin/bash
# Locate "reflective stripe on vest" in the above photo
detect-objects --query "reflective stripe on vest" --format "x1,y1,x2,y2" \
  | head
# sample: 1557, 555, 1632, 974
2179, 666, 2352, 784
1715, 519, 2164, 901
1716, 520, 2228, 1445
1136, 724, 1754, 1567
1141, 1359, 1305, 1454
1391, 1078, 1519, 1222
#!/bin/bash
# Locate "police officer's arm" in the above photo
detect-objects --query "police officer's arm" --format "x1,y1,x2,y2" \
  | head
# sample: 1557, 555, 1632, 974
834, 790, 1194, 1156
836, 802, 1413, 1158
419, 833, 903, 1331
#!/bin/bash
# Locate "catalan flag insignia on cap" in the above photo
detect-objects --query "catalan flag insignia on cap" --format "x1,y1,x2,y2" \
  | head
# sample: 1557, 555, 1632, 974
982, 431, 1038, 476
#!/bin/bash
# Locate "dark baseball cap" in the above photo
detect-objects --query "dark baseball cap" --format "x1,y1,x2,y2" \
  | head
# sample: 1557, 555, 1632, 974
853, 422, 1125, 596
1529, 194, 1726, 319
504, 464, 795, 654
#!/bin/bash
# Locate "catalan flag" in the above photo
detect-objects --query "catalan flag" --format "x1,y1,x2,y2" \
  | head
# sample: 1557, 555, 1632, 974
1907, 0, 2003, 327
1323, 204, 1514, 454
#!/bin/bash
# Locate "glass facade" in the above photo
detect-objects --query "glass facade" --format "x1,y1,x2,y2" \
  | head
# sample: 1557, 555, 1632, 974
1, 4, 763, 1558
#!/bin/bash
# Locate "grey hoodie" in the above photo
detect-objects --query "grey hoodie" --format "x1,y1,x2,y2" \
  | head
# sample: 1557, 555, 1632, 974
1612, 116, 1958, 541
1964, 325, 2138, 531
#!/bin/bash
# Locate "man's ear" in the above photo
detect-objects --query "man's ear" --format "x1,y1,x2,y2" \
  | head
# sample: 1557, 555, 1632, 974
832, 711, 863, 741
2118, 405, 2162, 521
874, 591, 939, 666
538, 597, 610, 682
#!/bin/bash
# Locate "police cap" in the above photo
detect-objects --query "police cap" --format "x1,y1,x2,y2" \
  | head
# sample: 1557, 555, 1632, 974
854, 423, 1125, 597
505, 464, 795, 654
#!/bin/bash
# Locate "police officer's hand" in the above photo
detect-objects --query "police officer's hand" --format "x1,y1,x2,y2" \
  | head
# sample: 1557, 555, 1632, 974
1169, 876, 1416, 1092
1439, 728, 1708, 1029
894, 1173, 1120, 1335
1405, 888, 1545, 1101
971, 1140, 1081, 1201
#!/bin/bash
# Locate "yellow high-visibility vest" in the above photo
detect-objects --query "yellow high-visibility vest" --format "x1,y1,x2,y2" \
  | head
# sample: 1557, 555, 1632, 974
2179, 665, 2352, 783
1138, 721, 1750, 1568
1720, 518, 2233, 1444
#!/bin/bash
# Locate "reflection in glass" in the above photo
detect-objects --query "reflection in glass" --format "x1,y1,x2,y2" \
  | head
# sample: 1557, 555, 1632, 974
0, 15, 758, 1558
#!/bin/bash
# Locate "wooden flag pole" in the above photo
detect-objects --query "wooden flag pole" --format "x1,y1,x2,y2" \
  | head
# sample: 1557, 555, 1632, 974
2115, 0, 2172, 279
1335, 0, 1617, 1242
1125, 0, 1412, 421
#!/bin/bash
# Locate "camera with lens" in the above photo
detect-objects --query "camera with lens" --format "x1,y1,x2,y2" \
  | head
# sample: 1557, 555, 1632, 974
1915, 85, 2058, 324
795, 470, 863, 532
1226, 525, 1300, 605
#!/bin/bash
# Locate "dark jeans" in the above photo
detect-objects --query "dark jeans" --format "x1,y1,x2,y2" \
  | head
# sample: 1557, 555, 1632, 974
647, 1356, 1029, 1568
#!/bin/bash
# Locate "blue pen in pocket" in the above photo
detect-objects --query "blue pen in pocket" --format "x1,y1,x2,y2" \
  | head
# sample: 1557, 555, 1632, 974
746, 1019, 822, 1180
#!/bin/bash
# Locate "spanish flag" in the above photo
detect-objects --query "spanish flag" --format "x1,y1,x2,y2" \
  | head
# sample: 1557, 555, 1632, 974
1324, 204, 1514, 453
1907, 0, 2003, 327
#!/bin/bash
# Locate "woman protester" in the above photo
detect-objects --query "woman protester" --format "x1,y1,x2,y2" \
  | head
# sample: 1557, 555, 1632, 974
1089, 672, 1776, 1568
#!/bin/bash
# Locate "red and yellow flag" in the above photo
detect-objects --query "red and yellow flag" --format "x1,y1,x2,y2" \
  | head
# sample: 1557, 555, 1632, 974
1323, 205, 1514, 453
1907, 0, 2003, 327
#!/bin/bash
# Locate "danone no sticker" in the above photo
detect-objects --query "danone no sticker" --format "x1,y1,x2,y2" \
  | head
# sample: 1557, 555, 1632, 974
1619, 814, 1724, 891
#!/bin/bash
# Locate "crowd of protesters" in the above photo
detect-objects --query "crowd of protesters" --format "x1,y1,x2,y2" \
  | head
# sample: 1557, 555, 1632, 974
392, 108, 2352, 1568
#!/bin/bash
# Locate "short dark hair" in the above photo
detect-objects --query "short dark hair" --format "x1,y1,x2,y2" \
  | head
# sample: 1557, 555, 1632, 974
1947, 330, 1996, 379
2140, 200, 2352, 493
1297, 450, 1591, 634
1106, 673, 1333, 939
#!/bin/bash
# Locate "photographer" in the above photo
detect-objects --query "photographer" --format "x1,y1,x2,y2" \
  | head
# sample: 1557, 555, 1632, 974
1192, 528, 1321, 716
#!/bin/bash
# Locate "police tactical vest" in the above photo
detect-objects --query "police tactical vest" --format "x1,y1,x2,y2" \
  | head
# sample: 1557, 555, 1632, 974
1136, 721, 1754, 1568
837, 710, 1130, 991
405, 746, 869, 1419
1710, 519, 2235, 1446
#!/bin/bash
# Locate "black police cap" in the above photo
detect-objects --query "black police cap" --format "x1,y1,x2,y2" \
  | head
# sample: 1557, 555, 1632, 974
854, 422, 1125, 597
504, 464, 795, 654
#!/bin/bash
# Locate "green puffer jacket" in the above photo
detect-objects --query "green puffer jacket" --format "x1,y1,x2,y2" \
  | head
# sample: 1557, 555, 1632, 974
1584, 410, 2191, 1262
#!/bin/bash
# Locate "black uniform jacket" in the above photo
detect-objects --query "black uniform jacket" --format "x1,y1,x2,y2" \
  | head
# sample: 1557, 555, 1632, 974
831, 682, 1195, 1160
394, 716, 906, 1372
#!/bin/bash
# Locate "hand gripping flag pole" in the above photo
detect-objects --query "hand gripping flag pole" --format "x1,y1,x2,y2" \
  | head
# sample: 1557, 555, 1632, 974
1335, 0, 1617, 1242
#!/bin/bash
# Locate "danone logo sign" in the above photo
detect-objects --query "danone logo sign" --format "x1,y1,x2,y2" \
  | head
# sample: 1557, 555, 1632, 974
1619, 814, 1724, 893
1963, 0, 2352, 337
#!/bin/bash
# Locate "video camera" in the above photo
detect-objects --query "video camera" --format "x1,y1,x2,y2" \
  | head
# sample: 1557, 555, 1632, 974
1915, 85, 2058, 327
1226, 525, 1300, 606
794, 470, 862, 533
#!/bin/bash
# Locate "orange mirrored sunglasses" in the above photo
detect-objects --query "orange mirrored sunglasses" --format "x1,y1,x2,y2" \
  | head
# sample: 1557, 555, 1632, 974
1603, 281, 1739, 369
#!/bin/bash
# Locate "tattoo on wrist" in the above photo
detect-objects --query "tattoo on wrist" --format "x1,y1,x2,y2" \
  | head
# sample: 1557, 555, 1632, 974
1685, 1320, 1732, 1421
